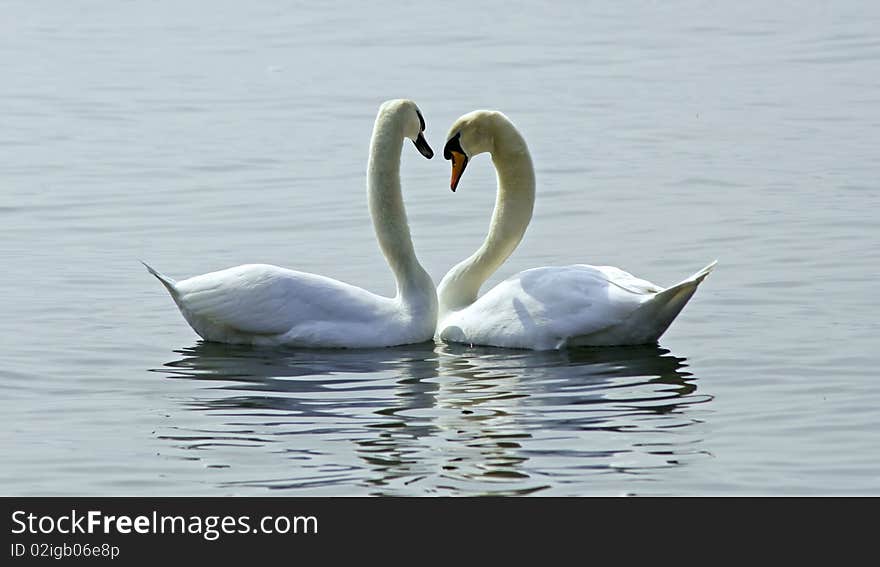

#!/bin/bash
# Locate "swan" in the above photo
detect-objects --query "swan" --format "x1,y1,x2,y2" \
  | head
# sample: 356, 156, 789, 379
436, 110, 716, 350
144, 99, 438, 348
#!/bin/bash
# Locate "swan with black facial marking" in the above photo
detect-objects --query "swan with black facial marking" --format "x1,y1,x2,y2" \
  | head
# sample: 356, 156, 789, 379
144, 99, 438, 348
437, 109, 716, 350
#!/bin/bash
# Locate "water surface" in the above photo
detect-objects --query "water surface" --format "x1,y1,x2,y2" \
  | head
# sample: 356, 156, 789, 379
2, 1, 878, 495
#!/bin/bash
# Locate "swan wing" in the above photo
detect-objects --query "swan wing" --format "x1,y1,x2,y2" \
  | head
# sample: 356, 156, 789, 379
174, 264, 387, 336
584, 265, 664, 295
440, 265, 656, 349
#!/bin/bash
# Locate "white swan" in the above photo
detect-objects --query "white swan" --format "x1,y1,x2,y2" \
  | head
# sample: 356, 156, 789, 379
144, 99, 438, 348
436, 110, 716, 350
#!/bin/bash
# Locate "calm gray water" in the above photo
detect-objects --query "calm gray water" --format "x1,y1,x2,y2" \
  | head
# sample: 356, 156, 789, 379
2, 1, 878, 495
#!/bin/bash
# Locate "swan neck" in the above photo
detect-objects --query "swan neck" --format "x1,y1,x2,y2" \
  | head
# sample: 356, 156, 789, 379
367, 109, 435, 310
439, 121, 535, 315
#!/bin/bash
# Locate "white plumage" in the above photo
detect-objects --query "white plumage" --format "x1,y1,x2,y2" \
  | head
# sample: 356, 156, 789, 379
437, 110, 715, 350
144, 99, 438, 348
439, 262, 715, 350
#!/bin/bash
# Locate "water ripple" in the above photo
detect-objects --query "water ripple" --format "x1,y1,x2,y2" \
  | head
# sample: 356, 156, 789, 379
148, 342, 711, 495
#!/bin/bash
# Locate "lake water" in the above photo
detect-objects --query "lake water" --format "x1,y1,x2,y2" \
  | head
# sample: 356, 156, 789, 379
2, 1, 878, 495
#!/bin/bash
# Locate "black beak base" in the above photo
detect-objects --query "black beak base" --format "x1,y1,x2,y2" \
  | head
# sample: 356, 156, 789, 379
413, 132, 434, 159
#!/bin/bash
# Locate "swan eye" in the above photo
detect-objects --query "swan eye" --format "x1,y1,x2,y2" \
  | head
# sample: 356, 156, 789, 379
416, 110, 426, 132
443, 132, 464, 160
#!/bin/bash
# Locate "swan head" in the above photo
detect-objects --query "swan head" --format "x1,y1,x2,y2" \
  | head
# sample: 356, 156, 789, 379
379, 99, 434, 159
443, 110, 506, 191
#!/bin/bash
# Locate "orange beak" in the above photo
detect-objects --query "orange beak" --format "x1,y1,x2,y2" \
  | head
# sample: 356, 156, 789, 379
449, 151, 469, 192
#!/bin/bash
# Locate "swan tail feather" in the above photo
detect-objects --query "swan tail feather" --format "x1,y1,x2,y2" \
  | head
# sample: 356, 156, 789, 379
639, 260, 717, 340
672, 259, 717, 288
141, 261, 179, 296
564, 261, 716, 347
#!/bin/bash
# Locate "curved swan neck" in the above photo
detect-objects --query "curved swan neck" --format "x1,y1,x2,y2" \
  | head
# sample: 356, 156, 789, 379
438, 117, 535, 315
367, 107, 435, 309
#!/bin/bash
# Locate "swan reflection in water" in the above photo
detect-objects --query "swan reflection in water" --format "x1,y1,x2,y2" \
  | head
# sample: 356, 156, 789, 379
155, 342, 712, 495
